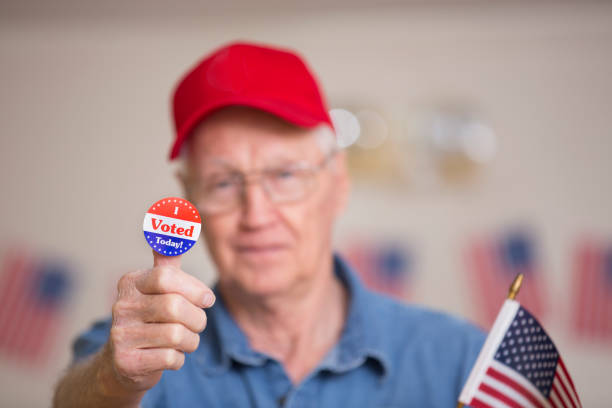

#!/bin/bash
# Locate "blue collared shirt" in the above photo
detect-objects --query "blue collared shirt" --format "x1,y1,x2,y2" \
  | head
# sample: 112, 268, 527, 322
73, 254, 485, 407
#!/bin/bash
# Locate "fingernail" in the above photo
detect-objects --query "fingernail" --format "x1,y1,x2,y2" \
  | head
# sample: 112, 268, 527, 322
203, 293, 216, 307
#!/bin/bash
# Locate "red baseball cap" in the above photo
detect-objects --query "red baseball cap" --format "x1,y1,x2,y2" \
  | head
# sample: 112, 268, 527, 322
169, 41, 334, 160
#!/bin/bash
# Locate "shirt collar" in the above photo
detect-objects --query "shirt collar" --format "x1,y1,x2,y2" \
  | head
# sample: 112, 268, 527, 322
197, 253, 390, 378
317, 254, 389, 378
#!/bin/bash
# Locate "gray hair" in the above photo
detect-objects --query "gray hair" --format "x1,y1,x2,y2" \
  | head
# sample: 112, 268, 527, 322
177, 123, 339, 164
313, 124, 339, 156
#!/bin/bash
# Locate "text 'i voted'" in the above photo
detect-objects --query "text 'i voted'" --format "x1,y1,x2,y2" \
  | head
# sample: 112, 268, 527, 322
143, 197, 201, 256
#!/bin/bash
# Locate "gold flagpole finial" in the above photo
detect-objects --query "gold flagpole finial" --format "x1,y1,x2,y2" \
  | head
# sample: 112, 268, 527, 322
507, 273, 524, 300
457, 403, 465, 408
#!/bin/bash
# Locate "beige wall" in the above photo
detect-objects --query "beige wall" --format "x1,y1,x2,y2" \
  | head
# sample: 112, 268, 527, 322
1, 2, 611, 406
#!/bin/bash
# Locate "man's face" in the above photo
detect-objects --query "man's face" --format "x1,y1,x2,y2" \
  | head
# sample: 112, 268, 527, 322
181, 107, 349, 297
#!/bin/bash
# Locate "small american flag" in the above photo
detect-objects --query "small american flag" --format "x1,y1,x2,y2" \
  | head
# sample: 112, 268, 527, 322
570, 239, 612, 342
343, 241, 412, 300
466, 231, 548, 327
458, 300, 581, 408
0, 248, 72, 365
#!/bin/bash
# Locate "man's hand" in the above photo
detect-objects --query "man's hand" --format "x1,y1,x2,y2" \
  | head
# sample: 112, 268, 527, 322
53, 252, 215, 408
106, 251, 215, 395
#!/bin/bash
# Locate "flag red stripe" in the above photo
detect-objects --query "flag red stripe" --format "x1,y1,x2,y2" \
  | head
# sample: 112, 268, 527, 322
605, 252, 612, 342
607, 290, 612, 341
589, 244, 602, 339
609, 259, 612, 340
12, 268, 41, 356
486, 367, 544, 408
478, 382, 523, 408
529, 276, 545, 322
595, 246, 607, 339
0, 261, 32, 351
581, 244, 598, 339
0, 252, 28, 338
587, 243, 599, 340
597, 245, 609, 340
557, 359, 579, 403
556, 373, 577, 408
558, 358, 578, 397
18, 261, 64, 364
490, 242, 514, 313
578, 245, 593, 338
551, 382, 569, 408
572, 243, 590, 337
18, 297, 46, 362
470, 242, 502, 326
6, 274, 39, 354
470, 398, 494, 408
604, 259, 612, 342
480, 242, 501, 325
607, 280, 612, 340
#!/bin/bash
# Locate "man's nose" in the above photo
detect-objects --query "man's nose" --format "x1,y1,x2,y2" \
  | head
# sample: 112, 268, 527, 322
239, 180, 277, 229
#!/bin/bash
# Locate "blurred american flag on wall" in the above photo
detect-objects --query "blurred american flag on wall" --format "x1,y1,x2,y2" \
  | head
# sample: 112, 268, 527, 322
342, 240, 412, 300
571, 239, 612, 342
0, 248, 73, 365
466, 231, 548, 328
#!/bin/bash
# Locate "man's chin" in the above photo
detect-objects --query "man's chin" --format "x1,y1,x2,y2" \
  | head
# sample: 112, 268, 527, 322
234, 246, 290, 266
233, 262, 297, 297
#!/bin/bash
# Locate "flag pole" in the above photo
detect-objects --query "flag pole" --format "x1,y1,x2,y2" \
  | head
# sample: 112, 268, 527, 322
456, 273, 524, 408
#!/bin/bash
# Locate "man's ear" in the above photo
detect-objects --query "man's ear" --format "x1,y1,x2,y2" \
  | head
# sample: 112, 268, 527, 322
175, 168, 190, 200
332, 150, 351, 217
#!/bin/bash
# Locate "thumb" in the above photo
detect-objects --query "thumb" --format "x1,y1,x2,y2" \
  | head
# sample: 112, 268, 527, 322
152, 250, 182, 269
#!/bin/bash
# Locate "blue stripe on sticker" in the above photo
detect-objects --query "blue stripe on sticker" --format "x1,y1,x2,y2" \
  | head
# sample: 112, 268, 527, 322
144, 231, 196, 256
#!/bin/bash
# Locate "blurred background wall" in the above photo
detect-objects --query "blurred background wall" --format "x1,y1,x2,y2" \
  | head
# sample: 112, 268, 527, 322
1, 1, 611, 406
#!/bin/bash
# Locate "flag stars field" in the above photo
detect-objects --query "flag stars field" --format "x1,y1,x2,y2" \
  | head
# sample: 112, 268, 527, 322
459, 300, 581, 407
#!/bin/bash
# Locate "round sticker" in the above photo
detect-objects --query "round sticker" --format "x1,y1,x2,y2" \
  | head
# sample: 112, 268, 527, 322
143, 197, 201, 256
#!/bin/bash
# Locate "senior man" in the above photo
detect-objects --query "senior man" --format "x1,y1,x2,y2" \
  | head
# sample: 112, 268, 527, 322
54, 42, 485, 407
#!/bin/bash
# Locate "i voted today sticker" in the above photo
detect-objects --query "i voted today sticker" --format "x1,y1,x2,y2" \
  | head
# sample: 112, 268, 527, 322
143, 197, 201, 256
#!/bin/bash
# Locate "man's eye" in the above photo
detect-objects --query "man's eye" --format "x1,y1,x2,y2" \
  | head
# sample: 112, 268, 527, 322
215, 179, 233, 188
207, 177, 235, 191
274, 169, 298, 179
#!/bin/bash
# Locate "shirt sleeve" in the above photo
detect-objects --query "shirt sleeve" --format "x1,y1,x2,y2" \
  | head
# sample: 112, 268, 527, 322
69, 317, 169, 408
71, 317, 112, 364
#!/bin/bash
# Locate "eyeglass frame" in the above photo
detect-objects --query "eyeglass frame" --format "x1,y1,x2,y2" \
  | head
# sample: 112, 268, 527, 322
184, 149, 339, 215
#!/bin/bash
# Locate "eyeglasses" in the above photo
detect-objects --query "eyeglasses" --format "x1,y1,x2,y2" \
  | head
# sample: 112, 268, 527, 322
186, 151, 337, 215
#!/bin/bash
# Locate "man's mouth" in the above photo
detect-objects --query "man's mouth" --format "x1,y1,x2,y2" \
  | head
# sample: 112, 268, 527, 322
234, 244, 288, 254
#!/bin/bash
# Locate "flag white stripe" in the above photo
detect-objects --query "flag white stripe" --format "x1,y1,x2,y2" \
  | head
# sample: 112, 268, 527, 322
554, 373, 576, 408
552, 375, 575, 408
490, 360, 551, 408
458, 300, 520, 403
556, 362, 580, 407
473, 390, 513, 408
549, 388, 563, 408
481, 375, 534, 407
